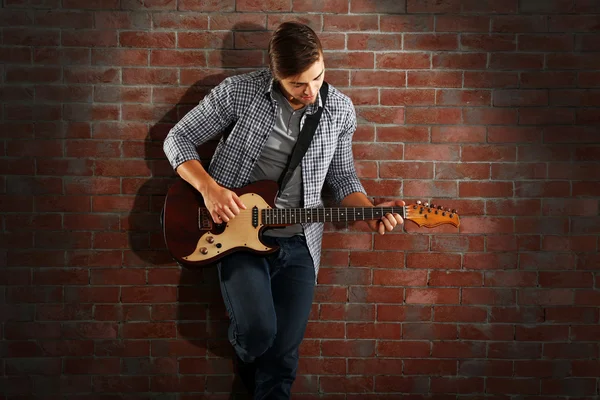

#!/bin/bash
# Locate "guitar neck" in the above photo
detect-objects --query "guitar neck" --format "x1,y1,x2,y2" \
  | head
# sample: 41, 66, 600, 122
261, 206, 406, 225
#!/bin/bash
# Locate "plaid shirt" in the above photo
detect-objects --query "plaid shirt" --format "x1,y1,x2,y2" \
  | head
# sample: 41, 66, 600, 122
163, 68, 366, 281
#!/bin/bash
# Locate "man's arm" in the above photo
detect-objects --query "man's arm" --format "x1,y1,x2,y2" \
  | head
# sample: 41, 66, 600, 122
327, 105, 404, 234
163, 79, 246, 223
163, 78, 235, 173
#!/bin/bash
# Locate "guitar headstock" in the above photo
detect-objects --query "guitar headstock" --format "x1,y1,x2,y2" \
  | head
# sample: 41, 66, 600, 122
405, 201, 460, 228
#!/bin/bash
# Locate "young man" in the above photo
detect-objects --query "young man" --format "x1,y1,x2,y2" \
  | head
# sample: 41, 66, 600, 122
163, 22, 404, 399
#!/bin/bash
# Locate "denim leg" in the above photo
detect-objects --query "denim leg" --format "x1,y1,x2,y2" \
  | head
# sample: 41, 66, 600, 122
254, 236, 316, 400
217, 248, 278, 363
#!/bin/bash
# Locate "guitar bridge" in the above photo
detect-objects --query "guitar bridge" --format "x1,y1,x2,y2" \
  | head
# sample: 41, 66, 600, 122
199, 208, 212, 230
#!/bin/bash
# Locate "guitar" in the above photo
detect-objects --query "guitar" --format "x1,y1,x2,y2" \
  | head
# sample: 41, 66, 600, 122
162, 179, 460, 267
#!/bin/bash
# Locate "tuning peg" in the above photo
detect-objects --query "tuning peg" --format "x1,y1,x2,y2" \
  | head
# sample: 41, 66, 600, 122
424, 202, 429, 207
416, 200, 422, 205
437, 205, 443, 209
452, 209, 457, 214
431, 204, 436, 209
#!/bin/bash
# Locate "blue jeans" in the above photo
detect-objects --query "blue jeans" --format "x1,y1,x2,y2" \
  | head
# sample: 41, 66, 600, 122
217, 235, 316, 400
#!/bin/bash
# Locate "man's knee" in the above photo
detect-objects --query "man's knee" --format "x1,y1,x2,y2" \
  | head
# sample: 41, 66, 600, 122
238, 320, 277, 358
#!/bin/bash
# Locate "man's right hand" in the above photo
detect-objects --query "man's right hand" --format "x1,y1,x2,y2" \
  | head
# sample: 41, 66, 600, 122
200, 181, 247, 224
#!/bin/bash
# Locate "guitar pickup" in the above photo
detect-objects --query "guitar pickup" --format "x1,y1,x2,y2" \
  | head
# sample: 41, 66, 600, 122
252, 206, 259, 228
199, 207, 212, 230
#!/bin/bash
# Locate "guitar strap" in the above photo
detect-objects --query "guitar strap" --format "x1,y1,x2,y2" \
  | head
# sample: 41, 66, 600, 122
277, 81, 329, 193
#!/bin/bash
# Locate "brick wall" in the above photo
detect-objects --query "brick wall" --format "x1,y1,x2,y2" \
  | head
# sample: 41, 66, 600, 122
1, 0, 599, 398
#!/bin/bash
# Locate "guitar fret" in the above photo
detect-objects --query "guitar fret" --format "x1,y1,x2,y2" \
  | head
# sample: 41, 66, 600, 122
262, 206, 406, 225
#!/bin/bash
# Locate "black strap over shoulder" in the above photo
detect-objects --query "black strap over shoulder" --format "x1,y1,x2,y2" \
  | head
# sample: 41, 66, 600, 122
277, 81, 329, 192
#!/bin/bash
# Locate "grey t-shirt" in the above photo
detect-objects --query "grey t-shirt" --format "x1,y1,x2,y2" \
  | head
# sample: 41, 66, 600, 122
249, 86, 306, 237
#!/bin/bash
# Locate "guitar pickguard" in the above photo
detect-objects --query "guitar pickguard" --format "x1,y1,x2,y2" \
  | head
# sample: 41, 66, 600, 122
182, 193, 274, 263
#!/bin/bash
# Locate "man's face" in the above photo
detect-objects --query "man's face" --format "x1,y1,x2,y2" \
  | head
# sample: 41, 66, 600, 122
278, 56, 325, 108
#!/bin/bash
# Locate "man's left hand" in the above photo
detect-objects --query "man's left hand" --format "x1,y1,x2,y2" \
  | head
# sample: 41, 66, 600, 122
367, 200, 405, 235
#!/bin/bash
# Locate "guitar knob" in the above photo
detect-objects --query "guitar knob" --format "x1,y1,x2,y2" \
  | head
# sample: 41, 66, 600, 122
431, 204, 436, 209
438, 205, 443, 209
200, 247, 208, 255
206, 236, 214, 243
452, 209, 457, 214
424, 202, 429, 207
416, 200, 422, 205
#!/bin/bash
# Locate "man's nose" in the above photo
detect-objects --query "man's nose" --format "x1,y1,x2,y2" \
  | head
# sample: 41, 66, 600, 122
304, 83, 317, 96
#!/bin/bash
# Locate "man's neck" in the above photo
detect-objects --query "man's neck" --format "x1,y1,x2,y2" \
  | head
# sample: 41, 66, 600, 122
277, 83, 306, 111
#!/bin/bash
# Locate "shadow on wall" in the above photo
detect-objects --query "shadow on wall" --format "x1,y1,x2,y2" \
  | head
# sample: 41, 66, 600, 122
127, 22, 268, 397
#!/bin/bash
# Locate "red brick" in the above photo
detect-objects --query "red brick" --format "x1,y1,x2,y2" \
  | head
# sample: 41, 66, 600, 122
487, 377, 540, 395
462, 34, 516, 51
493, 89, 548, 106
520, 107, 575, 125
3, 28, 60, 46
323, 15, 378, 31
380, 161, 433, 179
347, 33, 402, 51
405, 107, 461, 124
380, 16, 433, 34
95, 11, 152, 29
432, 126, 485, 143
408, 71, 462, 88
436, 15, 489, 32
6, 66, 61, 84
539, 272, 594, 288
406, 288, 459, 304
437, 89, 491, 106
432, 341, 486, 358
0, 47, 31, 64
520, 71, 577, 89
64, 67, 119, 84
266, 14, 321, 31
543, 235, 597, 252
432, 52, 487, 69
120, 31, 175, 48
349, 251, 405, 269
460, 324, 514, 341
92, 49, 148, 66
351, 71, 404, 89
463, 108, 517, 124
178, 0, 233, 10
356, 108, 404, 124
318, 268, 370, 285
462, 145, 516, 162
490, 53, 544, 69
62, 30, 118, 47
548, 53, 600, 69
350, 0, 405, 13
492, 15, 547, 32
460, 181, 514, 198
464, 71, 519, 88
405, 33, 458, 50
429, 271, 483, 287
377, 52, 430, 69
323, 51, 374, 69
373, 269, 427, 286
347, 322, 402, 339
549, 15, 600, 32
405, 144, 460, 161
320, 376, 374, 393
520, 33, 574, 51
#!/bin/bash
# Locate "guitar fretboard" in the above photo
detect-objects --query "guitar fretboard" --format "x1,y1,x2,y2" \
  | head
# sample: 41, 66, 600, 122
261, 207, 406, 225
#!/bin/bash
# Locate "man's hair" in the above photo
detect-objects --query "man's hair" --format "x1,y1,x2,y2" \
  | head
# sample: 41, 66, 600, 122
268, 22, 323, 80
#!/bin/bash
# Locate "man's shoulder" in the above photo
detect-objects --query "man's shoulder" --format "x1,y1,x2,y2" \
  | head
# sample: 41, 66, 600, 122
323, 82, 354, 113
221, 68, 271, 90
